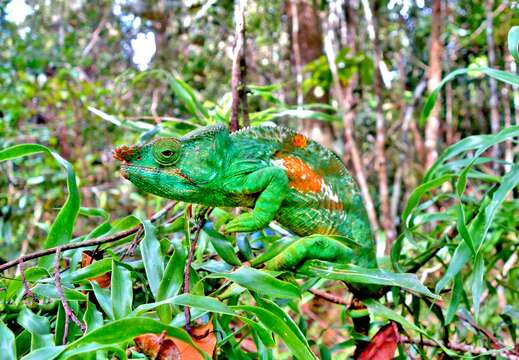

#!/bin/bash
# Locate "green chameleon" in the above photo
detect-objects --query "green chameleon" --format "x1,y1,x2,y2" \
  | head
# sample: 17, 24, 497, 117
113, 124, 377, 278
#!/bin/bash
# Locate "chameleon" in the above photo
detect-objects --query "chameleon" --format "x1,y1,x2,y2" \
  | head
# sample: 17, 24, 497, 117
113, 124, 377, 278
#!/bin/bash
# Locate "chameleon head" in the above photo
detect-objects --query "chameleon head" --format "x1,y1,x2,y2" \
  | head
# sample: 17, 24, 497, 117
113, 126, 230, 203
113, 137, 201, 201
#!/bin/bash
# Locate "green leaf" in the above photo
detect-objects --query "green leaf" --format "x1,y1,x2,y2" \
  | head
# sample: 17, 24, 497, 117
471, 255, 485, 319
111, 260, 133, 319
455, 202, 475, 255
91, 282, 113, 320
16, 307, 54, 350
445, 273, 463, 325
235, 305, 317, 359
157, 238, 187, 300
237, 236, 253, 261
508, 26, 519, 63
250, 237, 298, 267
32, 284, 86, 301
421, 68, 519, 127
139, 219, 164, 299
402, 175, 453, 228
132, 294, 235, 316
0, 144, 80, 269
62, 258, 112, 284
203, 226, 241, 266
21, 346, 65, 360
472, 165, 519, 252
208, 267, 301, 299
256, 298, 308, 347
83, 302, 103, 333
436, 242, 471, 293
364, 299, 454, 356
4, 267, 49, 302
426, 126, 519, 181
437, 165, 519, 291
0, 321, 16, 360
299, 260, 439, 299
59, 344, 127, 360
58, 318, 209, 359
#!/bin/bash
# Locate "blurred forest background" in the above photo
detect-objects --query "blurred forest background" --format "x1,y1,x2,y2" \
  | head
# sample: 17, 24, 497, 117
1, 0, 517, 256
0, 0, 518, 359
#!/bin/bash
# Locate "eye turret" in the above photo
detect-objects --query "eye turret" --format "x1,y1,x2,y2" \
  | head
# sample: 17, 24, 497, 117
152, 138, 181, 165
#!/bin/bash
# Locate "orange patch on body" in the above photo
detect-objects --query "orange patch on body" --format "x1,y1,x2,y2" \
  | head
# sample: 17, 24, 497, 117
281, 156, 322, 193
292, 134, 308, 148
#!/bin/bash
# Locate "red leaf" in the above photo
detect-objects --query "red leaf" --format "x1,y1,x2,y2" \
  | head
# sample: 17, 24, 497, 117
358, 322, 399, 360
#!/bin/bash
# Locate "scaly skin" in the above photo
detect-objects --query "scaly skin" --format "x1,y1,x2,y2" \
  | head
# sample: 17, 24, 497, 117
113, 124, 377, 272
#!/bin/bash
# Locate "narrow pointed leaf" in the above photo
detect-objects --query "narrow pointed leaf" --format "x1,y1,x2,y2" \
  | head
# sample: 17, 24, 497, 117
207, 267, 300, 299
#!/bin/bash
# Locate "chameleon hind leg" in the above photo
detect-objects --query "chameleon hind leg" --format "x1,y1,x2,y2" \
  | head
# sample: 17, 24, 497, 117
223, 167, 289, 233
264, 235, 353, 270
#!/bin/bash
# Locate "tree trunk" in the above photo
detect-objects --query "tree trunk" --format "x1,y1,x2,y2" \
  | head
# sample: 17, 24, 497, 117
288, 0, 335, 148
323, 1, 380, 235
485, 0, 500, 166
361, 0, 394, 248
424, 0, 443, 170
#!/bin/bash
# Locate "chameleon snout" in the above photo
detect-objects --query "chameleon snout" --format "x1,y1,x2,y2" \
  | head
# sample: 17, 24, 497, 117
113, 145, 134, 162
113, 145, 139, 179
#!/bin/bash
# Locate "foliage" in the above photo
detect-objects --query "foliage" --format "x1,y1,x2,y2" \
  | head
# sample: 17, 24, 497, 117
0, 1, 518, 359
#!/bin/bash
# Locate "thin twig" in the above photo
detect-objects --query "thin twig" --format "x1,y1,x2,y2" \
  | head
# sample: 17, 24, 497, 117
401, 336, 519, 359
121, 227, 144, 260
183, 216, 208, 338
229, 0, 248, 132
0, 202, 176, 273
309, 288, 349, 306
54, 247, 86, 344
0, 227, 139, 273
81, 8, 110, 57
122, 202, 178, 259
310, 289, 518, 358
432, 299, 507, 351
19, 258, 37, 302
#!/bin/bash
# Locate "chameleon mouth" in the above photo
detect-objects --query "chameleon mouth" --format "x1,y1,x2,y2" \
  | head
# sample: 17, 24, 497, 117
120, 164, 129, 179
119, 163, 160, 180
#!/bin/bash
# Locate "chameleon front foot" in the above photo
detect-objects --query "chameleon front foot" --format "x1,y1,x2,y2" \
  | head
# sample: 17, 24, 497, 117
223, 212, 270, 233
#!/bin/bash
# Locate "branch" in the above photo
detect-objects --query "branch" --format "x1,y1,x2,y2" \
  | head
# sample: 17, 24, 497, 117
401, 336, 519, 359
322, 21, 380, 234
81, 8, 110, 57
19, 258, 37, 302
309, 288, 349, 306
229, 0, 248, 132
0, 202, 176, 273
309, 289, 519, 358
183, 216, 208, 338
55, 247, 86, 344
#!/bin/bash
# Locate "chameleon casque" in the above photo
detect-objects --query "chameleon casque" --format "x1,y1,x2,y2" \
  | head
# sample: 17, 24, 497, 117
114, 124, 378, 284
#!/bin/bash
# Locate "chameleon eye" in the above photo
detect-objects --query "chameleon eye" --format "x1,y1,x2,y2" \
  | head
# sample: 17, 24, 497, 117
152, 138, 181, 165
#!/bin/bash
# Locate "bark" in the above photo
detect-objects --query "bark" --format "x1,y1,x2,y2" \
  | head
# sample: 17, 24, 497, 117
485, 0, 500, 165
424, 0, 443, 170
503, 53, 515, 175
341, 0, 358, 165
230, 0, 249, 132
323, 6, 380, 234
361, 0, 394, 247
288, 0, 335, 148
445, 3, 457, 145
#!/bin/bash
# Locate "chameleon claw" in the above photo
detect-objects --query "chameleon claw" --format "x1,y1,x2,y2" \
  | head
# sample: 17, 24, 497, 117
223, 213, 269, 234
